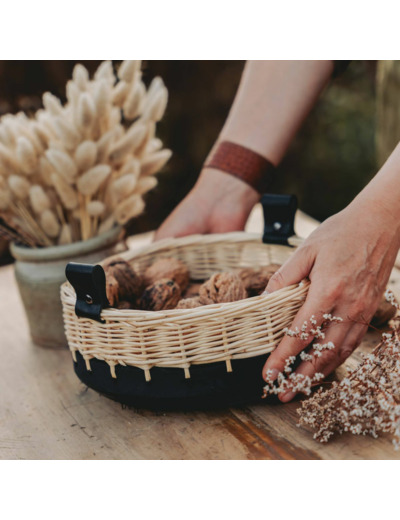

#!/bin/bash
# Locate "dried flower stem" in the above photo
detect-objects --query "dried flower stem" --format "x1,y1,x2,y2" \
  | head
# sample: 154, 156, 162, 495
0, 221, 35, 247
12, 201, 52, 246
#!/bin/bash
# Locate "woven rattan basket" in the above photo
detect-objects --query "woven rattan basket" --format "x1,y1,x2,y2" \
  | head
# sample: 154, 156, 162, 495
61, 195, 310, 409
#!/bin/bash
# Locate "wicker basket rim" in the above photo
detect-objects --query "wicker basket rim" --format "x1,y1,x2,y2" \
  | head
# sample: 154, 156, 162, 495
110, 231, 302, 265
61, 279, 309, 320
118, 231, 264, 263
61, 231, 307, 319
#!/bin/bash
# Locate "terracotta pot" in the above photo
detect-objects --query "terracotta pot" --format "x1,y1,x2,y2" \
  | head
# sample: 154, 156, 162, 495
10, 226, 127, 348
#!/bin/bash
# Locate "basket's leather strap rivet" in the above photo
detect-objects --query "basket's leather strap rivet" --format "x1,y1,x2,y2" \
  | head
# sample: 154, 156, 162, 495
65, 262, 109, 323
261, 193, 298, 246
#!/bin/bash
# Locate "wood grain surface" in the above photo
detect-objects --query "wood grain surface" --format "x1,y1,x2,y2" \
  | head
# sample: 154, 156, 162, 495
1, 206, 399, 460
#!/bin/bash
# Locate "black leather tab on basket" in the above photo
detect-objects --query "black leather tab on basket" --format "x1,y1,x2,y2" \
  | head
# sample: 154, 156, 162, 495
261, 194, 297, 245
65, 263, 109, 323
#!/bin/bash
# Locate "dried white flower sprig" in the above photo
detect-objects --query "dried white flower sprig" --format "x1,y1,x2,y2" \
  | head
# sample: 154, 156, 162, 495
263, 314, 343, 398
0, 60, 172, 247
298, 290, 400, 449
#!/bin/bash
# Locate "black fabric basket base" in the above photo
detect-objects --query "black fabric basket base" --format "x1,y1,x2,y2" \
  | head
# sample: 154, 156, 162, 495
73, 351, 273, 411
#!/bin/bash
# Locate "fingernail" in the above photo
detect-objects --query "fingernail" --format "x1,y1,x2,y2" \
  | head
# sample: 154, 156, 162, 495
264, 368, 279, 382
262, 289, 270, 295
279, 391, 297, 403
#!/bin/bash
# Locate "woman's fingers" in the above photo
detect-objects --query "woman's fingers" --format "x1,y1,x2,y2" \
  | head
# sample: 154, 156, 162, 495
265, 246, 314, 294
262, 248, 319, 380
277, 320, 351, 402
278, 320, 368, 403
262, 297, 330, 381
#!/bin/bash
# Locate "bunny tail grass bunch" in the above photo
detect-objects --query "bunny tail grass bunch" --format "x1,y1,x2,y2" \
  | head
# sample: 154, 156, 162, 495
0, 60, 171, 247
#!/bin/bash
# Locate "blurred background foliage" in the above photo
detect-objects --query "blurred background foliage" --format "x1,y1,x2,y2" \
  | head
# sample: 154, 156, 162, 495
0, 60, 381, 244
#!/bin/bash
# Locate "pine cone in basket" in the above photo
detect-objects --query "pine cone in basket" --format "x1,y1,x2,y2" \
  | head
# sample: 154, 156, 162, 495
176, 297, 203, 309
105, 274, 120, 307
183, 282, 202, 298
236, 263, 281, 295
103, 257, 143, 306
117, 300, 135, 310
140, 278, 182, 311
143, 258, 189, 292
199, 272, 247, 304
371, 294, 397, 327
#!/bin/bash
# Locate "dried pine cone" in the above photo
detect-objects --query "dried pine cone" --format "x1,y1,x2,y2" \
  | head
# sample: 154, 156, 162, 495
176, 297, 203, 309
371, 294, 397, 327
140, 278, 181, 311
183, 282, 202, 298
117, 300, 134, 310
199, 272, 247, 304
105, 274, 120, 307
236, 263, 281, 295
103, 257, 143, 303
143, 257, 189, 291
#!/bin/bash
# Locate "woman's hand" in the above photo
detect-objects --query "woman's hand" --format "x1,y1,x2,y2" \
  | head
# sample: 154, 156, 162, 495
154, 168, 259, 240
155, 60, 334, 241
262, 198, 400, 402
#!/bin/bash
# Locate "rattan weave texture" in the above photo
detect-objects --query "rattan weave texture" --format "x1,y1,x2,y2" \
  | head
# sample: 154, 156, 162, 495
61, 232, 309, 381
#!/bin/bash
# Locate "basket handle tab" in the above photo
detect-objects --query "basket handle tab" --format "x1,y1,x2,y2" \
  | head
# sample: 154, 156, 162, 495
261, 193, 297, 246
65, 263, 109, 323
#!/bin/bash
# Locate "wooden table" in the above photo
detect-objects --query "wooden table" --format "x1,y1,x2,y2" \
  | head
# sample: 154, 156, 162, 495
1, 206, 399, 460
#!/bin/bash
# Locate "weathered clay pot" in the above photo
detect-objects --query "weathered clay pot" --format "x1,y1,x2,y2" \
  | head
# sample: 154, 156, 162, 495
10, 226, 127, 348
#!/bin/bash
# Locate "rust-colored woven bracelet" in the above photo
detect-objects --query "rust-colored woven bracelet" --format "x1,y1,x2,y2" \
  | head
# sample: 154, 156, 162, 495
205, 141, 277, 194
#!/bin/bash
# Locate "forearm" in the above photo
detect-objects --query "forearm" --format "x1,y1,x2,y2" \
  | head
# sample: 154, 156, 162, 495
216, 60, 334, 165
350, 142, 400, 239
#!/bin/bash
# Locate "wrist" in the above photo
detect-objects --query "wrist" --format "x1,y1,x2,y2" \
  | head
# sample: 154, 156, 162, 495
349, 143, 400, 234
351, 187, 400, 224
346, 194, 400, 247
198, 167, 260, 208
186, 167, 259, 233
